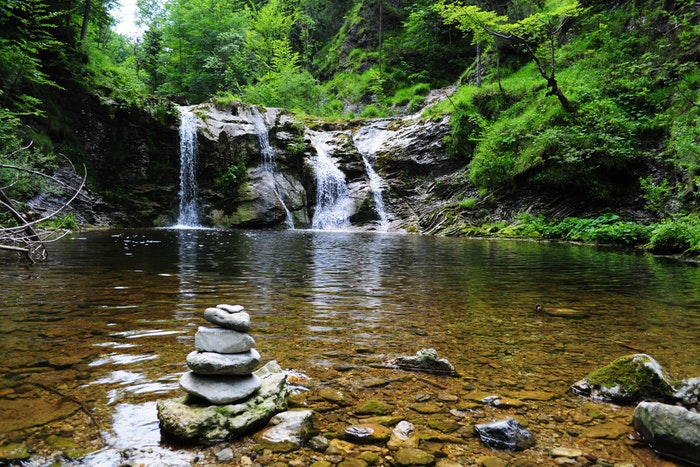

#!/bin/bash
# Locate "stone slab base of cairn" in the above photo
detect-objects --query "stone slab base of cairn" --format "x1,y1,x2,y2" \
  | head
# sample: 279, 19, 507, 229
157, 304, 288, 443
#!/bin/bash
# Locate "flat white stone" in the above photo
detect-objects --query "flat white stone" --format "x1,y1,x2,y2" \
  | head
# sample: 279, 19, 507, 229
186, 349, 260, 375
194, 326, 255, 354
217, 304, 244, 313
180, 371, 262, 404
203, 308, 251, 332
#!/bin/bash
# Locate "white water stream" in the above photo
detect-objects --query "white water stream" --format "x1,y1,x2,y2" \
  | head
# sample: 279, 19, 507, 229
251, 107, 295, 229
309, 131, 353, 230
176, 107, 200, 227
353, 124, 391, 231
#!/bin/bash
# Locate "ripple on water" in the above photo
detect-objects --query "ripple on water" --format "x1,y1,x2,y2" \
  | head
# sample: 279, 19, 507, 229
88, 353, 159, 367
76, 402, 193, 467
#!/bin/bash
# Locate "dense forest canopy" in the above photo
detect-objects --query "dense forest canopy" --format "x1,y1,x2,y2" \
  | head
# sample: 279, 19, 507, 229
1, 0, 699, 255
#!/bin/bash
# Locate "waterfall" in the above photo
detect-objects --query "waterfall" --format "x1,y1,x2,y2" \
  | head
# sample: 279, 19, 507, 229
251, 107, 276, 171
353, 125, 391, 230
251, 107, 294, 229
309, 132, 353, 230
176, 107, 200, 227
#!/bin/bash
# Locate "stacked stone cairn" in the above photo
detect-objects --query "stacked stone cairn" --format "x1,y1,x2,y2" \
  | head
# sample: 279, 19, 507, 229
179, 304, 263, 404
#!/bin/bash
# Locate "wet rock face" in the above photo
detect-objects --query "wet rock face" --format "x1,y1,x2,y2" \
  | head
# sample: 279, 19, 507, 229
633, 401, 700, 465
70, 95, 180, 226
571, 354, 676, 404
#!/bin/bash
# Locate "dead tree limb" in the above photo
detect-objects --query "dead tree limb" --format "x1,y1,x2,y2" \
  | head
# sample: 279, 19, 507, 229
0, 147, 87, 262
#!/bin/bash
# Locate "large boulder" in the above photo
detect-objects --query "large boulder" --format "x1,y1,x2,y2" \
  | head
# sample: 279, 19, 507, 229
633, 401, 700, 465
571, 354, 676, 404
157, 361, 288, 443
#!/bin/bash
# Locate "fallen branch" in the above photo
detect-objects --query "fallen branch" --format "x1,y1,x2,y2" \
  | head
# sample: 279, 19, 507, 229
31, 382, 103, 434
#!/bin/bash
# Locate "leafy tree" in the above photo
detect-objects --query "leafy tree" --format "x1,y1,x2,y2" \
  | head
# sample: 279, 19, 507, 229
0, 0, 63, 116
434, 0, 582, 111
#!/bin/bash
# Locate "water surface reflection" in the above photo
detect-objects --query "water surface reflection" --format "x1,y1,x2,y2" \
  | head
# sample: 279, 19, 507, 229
0, 229, 698, 465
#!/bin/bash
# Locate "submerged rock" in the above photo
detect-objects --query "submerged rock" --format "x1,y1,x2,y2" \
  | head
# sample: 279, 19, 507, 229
393, 447, 435, 466
158, 361, 288, 443
571, 354, 676, 404
385, 348, 455, 375
633, 401, 700, 465
344, 423, 392, 444
474, 417, 535, 451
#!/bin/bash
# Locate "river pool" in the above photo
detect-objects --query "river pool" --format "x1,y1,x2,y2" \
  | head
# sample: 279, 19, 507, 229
1, 228, 698, 466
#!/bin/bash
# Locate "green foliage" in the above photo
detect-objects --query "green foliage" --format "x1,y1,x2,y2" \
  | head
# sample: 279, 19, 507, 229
646, 215, 700, 255
457, 197, 477, 210
640, 176, 672, 214
513, 213, 652, 247
40, 214, 79, 230
214, 156, 247, 193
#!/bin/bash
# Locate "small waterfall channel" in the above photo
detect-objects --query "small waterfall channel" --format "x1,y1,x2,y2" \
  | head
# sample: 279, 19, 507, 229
251, 107, 295, 229
176, 107, 200, 227
309, 131, 353, 230
353, 124, 391, 231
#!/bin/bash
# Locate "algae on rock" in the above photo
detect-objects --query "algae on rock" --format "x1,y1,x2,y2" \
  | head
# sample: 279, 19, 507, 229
571, 354, 676, 404
157, 361, 289, 443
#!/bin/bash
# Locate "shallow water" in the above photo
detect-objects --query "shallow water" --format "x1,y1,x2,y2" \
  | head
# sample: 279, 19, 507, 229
0, 229, 698, 465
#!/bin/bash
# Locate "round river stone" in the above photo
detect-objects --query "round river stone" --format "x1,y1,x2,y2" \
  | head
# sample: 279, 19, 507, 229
186, 349, 261, 375
194, 326, 255, 354
203, 307, 251, 332
180, 372, 262, 404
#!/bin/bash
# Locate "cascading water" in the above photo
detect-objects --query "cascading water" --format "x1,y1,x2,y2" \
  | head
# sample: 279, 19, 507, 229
353, 125, 391, 230
251, 107, 294, 229
251, 107, 276, 171
309, 132, 353, 230
176, 107, 200, 227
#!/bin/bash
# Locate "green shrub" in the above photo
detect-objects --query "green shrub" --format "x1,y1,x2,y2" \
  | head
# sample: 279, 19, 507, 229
646, 216, 700, 255
457, 197, 477, 210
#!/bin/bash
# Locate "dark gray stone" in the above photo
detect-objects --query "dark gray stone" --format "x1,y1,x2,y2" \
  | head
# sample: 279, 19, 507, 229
633, 401, 700, 465
179, 371, 262, 404
194, 326, 255, 354
474, 417, 535, 451
186, 349, 260, 375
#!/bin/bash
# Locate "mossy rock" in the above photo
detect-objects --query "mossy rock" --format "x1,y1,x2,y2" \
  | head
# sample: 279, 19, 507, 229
571, 354, 676, 404
355, 400, 392, 416
0, 444, 30, 462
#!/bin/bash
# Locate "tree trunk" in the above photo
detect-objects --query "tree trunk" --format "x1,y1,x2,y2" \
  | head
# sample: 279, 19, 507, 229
80, 0, 91, 43
378, 0, 383, 75
476, 41, 482, 87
